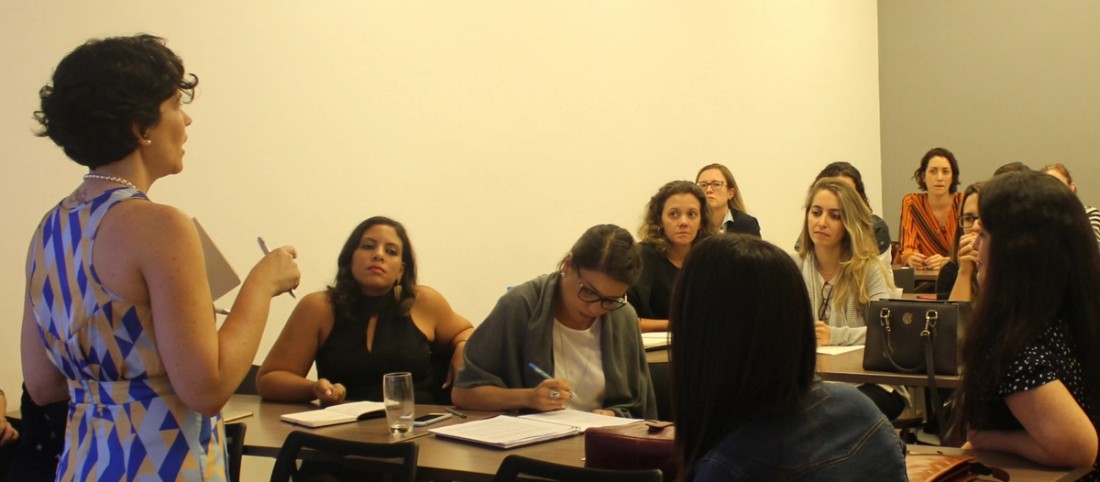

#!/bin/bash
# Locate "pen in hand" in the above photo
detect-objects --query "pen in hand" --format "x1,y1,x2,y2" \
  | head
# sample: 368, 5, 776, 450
445, 407, 467, 419
528, 362, 578, 398
257, 237, 296, 298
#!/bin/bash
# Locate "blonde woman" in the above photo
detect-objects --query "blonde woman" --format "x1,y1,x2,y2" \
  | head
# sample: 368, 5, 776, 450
796, 178, 902, 419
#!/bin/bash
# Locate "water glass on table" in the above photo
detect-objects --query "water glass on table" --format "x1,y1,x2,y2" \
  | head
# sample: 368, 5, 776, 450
383, 372, 415, 435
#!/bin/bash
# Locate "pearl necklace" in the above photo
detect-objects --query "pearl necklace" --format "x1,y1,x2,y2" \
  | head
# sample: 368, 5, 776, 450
84, 173, 138, 191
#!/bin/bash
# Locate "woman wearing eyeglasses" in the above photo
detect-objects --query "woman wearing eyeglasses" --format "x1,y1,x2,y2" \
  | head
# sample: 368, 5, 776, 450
953, 171, 1100, 475
453, 225, 656, 418
627, 181, 713, 333
695, 163, 761, 237
936, 182, 983, 301
796, 179, 903, 419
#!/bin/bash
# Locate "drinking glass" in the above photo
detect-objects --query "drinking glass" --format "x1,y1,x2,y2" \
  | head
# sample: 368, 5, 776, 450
383, 372, 415, 434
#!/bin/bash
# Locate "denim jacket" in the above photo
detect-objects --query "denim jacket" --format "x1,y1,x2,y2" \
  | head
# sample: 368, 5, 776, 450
693, 382, 907, 482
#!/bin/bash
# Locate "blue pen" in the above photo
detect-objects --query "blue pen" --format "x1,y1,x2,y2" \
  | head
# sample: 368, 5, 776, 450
528, 362, 578, 398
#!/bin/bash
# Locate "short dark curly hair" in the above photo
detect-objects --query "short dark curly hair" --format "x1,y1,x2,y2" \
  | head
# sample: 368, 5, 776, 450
911, 147, 961, 193
34, 34, 198, 168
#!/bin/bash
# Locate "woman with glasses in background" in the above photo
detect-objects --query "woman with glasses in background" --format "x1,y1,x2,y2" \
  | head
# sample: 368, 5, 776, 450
695, 163, 761, 237
453, 225, 656, 418
936, 182, 983, 301
627, 181, 712, 332
796, 179, 903, 419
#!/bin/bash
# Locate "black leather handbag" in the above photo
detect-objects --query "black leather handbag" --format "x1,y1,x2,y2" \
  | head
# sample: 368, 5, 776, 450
864, 299, 970, 441
864, 299, 970, 376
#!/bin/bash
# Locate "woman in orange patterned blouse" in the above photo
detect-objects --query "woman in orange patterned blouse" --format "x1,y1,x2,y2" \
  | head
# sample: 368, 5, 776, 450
898, 147, 964, 269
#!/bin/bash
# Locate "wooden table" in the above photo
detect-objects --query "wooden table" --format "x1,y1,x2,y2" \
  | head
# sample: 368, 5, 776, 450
8, 395, 1091, 481
652, 346, 960, 389
815, 347, 960, 388
223, 396, 584, 482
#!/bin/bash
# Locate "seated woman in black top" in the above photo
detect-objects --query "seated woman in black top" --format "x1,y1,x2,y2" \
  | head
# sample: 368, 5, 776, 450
257, 216, 473, 405
935, 182, 982, 301
627, 181, 712, 332
953, 171, 1100, 475
695, 163, 760, 237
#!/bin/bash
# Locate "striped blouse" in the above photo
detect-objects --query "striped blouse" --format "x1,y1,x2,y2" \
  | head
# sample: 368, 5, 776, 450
898, 192, 964, 264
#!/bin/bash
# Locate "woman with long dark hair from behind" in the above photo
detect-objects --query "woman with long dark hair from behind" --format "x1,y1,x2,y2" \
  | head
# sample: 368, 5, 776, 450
953, 171, 1100, 476
670, 235, 905, 481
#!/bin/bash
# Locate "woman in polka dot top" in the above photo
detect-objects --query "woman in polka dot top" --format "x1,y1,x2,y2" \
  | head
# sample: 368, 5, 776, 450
952, 171, 1100, 479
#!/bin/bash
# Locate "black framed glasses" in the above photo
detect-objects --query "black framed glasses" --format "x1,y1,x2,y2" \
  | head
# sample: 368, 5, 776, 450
959, 213, 980, 229
697, 181, 726, 191
818, 281, 833, 321
575, 266, 628, 311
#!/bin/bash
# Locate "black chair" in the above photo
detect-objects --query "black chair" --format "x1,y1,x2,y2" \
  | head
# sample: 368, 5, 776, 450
224, 422, 246, 482
270, 431, 418, 482
493, 454, 662, 482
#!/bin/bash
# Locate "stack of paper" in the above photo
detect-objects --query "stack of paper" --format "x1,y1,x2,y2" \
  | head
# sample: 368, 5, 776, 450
641, 332, 671, 350
429, 409, 636, 449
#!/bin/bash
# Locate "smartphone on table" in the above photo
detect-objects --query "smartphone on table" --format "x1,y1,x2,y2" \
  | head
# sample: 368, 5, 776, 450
412, 412, 452, 427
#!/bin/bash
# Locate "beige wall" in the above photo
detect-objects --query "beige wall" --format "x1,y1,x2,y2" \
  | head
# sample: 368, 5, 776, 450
0, 2, 882, 408
879, 0, 1100, 233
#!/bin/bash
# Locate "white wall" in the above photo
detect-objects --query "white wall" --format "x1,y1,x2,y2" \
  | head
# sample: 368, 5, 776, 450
0, 1, 881, 410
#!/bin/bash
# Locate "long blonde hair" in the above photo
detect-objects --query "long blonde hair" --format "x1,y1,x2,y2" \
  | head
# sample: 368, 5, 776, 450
696, 163, 748, 213
797, 178, 891, 310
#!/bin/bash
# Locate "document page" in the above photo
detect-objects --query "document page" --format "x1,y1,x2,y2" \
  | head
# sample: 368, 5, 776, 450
520, 409, 637, 431
816, 345, 863, 356
429, 415, 580, 448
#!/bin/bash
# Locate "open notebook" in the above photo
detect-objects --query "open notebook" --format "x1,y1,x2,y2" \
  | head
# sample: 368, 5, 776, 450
429, 409, 636, 449
280, 401, 387, 428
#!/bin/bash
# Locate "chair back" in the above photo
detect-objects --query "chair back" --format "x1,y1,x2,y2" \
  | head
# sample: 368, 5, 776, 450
224, 422, 246, 482
493, 454, 661, 482
270, 431, 418, 482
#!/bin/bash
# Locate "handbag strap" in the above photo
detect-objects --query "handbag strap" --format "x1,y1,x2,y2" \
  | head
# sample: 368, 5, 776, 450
878, 308, 923, 373
921, 310, 948, 443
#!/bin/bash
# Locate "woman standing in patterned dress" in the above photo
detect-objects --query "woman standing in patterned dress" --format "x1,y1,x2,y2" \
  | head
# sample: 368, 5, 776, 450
20, 35, 300, 481
953, 171, 1100, 478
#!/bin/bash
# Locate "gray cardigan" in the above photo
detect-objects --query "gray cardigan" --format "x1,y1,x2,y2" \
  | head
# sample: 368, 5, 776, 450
455, 272, 657, 419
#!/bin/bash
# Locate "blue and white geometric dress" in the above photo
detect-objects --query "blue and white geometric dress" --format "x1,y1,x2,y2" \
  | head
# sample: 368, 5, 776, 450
28, 187, 228, 481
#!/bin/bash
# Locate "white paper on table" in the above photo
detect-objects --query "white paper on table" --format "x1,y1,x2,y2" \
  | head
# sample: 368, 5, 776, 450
815, 345, 864, 356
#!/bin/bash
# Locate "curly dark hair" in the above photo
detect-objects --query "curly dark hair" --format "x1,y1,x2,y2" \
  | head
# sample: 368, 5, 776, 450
35, 34, 198, 168
638, 180, 713, 256
328, 217, 418, 325
911, 147, 961, 193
